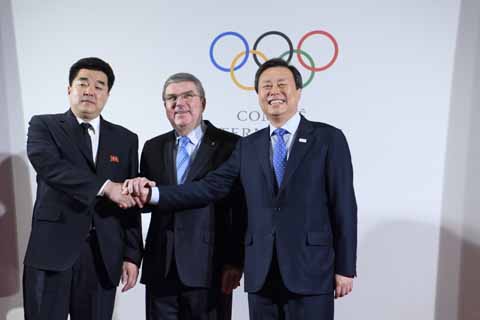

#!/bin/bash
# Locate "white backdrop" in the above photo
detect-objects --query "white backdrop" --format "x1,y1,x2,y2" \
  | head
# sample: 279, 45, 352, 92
2, 0, 476, 319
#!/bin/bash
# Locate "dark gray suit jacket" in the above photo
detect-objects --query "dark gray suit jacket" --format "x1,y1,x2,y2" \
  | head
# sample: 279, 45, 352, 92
140, 121, 246, 289
155, 116, 357, 294
24, 110, 143, 284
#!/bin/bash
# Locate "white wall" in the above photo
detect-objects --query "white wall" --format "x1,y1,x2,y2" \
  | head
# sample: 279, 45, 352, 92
436, 1, 480, 319
0, 1, 33, 319
2, 0, 480, 319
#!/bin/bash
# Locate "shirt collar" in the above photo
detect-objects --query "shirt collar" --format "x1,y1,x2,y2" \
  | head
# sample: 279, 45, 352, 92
175, 121, 205, 147
269, 112, 301, 137
76, 115, 100, 134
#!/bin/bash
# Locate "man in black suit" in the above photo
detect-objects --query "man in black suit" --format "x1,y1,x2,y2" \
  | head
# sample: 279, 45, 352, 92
23, 57, 143, 320
137, 73, 245, 320
126, 59, 357, 320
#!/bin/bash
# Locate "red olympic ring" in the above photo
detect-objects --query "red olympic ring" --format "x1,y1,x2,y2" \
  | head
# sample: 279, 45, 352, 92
296, 30, 339, 72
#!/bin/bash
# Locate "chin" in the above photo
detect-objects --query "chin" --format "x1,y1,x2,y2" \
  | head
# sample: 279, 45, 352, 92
80, 102, 96, 108
269, 107, 286, 115
175, 120, 191, 128
79, 106, 95, 113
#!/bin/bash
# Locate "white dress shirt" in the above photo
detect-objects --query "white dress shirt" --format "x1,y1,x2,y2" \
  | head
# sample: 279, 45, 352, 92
150, 122, 205, 204
269, 112, 301, 160
75, 115, 110, 195
76, 115, 100, 163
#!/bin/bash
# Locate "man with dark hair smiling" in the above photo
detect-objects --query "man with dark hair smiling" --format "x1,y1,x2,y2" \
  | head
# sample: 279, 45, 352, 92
125, 58, 357, 320
24, 57, 143, 320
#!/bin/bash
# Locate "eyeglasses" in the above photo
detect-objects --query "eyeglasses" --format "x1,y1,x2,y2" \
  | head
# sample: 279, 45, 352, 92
164, 92, 201, 105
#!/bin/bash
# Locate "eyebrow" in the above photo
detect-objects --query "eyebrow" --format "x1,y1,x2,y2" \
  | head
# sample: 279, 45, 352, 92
165, 90, 196, 97
262, 79, 288, 85
76, 77, 106, 87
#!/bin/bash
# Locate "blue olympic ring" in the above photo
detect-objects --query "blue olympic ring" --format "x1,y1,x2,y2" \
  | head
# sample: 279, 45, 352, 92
209, 31, 249, 72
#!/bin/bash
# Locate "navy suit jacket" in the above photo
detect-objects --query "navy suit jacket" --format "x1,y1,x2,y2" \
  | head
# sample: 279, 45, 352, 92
155, 116, 357, 295
140, 121, 246, 289
24, 110, 143, 285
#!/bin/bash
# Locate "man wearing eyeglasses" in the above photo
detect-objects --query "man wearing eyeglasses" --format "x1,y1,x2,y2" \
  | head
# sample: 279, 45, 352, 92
125, 59, 357, 320
138, 73, 246, 320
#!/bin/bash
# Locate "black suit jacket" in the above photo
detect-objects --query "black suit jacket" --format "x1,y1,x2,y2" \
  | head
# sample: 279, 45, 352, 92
155, 116, 357, 295
24, 110, 143, 285
140, 121, 246, 289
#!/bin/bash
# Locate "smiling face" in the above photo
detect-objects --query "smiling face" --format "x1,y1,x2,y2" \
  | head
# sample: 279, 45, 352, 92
258, 66, 301, 127
68, 68, 109, 120
164, 81, 205, 135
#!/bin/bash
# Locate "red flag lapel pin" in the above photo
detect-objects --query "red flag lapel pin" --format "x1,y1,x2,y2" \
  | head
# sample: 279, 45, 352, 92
109, 155, 120, 163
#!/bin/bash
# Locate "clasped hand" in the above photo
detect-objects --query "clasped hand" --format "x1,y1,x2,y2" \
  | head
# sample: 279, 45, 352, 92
103, 178, 156, 209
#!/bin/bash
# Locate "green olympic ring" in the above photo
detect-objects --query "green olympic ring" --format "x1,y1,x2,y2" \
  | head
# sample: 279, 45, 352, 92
279, 49, 315, 88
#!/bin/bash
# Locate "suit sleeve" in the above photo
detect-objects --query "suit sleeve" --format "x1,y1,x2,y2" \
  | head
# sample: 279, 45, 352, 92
27, 115, 104, 206
136, 140, 157, 213
326, 129, 357, 277
121, 135, 144, 266
220, 180, 247, 269
156, 139, 242, 211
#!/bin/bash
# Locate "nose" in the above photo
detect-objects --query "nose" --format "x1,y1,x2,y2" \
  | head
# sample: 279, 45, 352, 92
173, 101, 186, 111
83, 84, 95, 95
269, 84, 281, 95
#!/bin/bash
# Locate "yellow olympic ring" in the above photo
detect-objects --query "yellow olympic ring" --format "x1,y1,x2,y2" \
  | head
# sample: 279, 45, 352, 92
230, 50, 268, 91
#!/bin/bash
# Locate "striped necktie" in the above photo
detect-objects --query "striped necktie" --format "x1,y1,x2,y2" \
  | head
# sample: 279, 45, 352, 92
176, 136, 191, 184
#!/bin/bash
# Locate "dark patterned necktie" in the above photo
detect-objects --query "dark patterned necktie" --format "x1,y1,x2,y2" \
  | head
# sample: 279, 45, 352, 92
80, 122, 94, 163
272, 128, 288, 187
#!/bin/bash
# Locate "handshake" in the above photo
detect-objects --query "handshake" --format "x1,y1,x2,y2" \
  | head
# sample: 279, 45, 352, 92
103, 178, 156, 209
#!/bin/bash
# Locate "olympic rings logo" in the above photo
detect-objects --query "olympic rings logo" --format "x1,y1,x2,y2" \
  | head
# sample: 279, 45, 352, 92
209, 30, 339, 91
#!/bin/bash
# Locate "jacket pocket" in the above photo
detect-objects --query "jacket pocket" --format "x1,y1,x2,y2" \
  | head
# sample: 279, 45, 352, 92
306, 232, 331, 246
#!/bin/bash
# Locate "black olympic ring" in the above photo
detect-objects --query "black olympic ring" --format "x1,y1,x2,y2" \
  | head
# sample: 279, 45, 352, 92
252, 31, 294, 67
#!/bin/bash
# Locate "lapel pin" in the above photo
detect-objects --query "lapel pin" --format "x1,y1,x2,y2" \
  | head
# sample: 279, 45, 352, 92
109, 155, 120, 163
299, 138, 307, 143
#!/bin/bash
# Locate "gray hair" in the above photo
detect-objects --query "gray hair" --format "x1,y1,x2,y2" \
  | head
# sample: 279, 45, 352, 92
162, 72, 206, 101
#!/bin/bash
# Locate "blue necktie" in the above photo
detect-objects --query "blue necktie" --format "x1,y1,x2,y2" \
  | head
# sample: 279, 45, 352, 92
176, 136, 191, 184
272, 128, 288, 187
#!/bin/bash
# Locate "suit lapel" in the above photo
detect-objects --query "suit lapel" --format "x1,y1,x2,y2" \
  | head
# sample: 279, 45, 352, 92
59, 110, 96, 170
254, 128, 276, 196
95, 117, 113, 174
164, 132, 176, 185
280, 116, 315, 192
186, 123, 217, 182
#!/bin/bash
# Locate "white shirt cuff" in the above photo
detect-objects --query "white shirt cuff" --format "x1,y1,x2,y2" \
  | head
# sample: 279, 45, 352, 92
149, 187, 160, 204
98, 179, 111, 196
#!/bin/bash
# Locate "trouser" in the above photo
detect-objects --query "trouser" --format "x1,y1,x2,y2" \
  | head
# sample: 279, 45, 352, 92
23, 231, 116, 320
145, 261, 231, 320
248, 251, 334, 320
